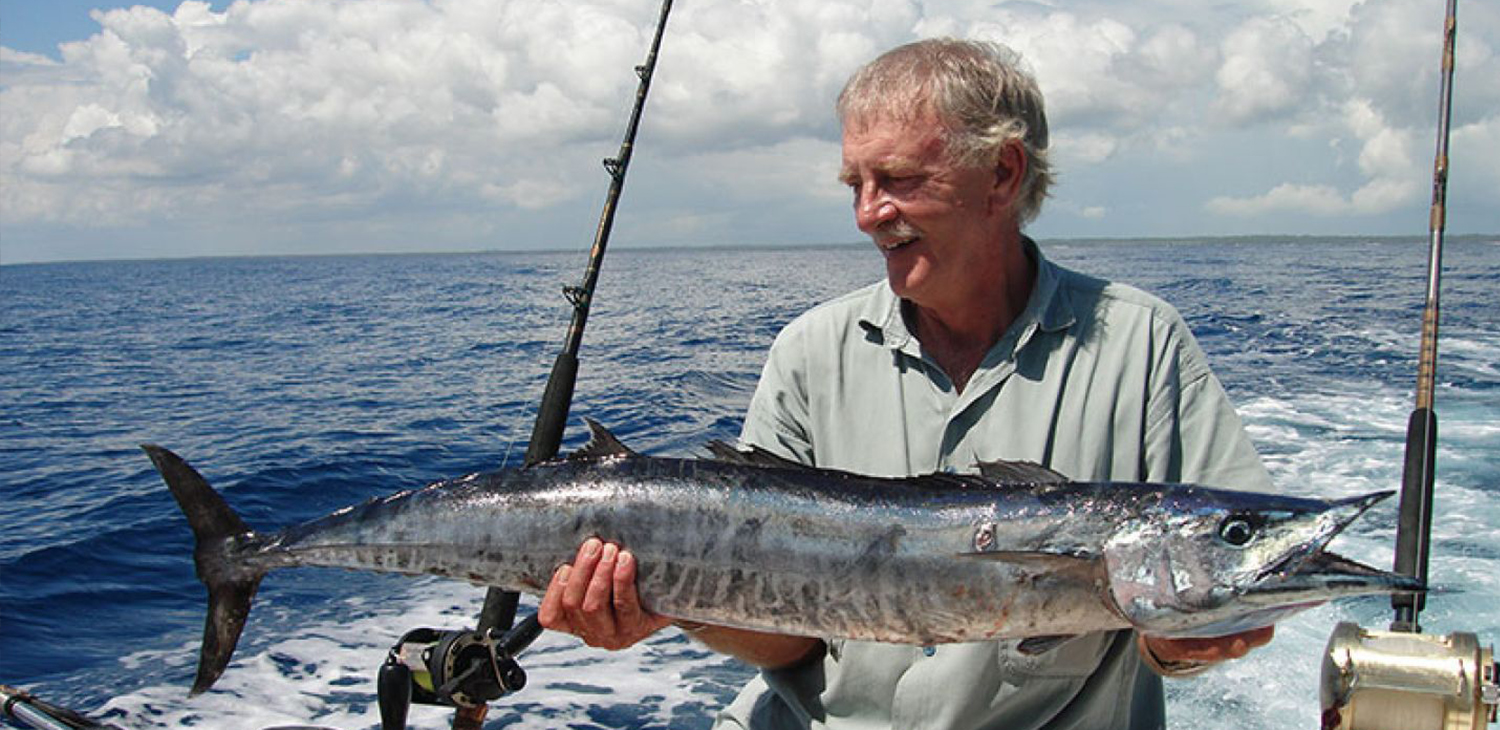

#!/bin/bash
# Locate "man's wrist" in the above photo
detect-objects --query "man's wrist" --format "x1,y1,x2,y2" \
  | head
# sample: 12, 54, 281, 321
1137, 634, 1212, 678
673, 620, 712, 635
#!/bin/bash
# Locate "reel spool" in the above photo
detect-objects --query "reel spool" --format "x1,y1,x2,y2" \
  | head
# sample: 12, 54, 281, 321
1322, 622, 1498, 730
376, 623, 536, 730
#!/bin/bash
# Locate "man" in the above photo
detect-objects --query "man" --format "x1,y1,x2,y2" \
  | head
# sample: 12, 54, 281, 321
538, 38, 1275, 729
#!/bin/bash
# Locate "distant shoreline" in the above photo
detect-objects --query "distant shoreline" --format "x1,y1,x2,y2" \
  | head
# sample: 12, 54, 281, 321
3, 233, 1496, 268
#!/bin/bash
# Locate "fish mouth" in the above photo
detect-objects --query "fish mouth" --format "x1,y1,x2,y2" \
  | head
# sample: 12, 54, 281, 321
1254, 490, 1425, 597
1287, 550, 1427, 592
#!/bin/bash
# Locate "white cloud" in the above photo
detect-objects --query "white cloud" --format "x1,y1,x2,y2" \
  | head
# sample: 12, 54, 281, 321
935, 10, 1217, 130
2, 0, 658, 239
1213, 17, 1316, 125
1043, 198, 1112, 223
1207, 183, 1351, 216
1, 0, 1497, 263
1451, 117, 1500, 200
1206, 94, 1427, 219
0, 47, 59, 66
677, 136, 845, 204
481, 178, 575, 211
1052, 131, 1119, 165
1266, 0, 1361, 41
0, 0, 912, 242
1196, 0, 1498, 226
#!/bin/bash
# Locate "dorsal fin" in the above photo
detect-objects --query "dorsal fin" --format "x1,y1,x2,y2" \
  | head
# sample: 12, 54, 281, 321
704, 441, 810, 470
975, 458, 1069, 485
567, 418, 639, 461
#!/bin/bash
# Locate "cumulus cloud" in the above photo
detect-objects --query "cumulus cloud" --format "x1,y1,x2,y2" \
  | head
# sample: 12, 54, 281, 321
924, 8, 1217, 132
1266, 0, 1362, 41
1209, 97, 1424, 217
4, 1, 632, 233
1052, 131, 1119, 166
1, 0, 1496, 262
1207, 183, 1350, 216
0, 0, 904, 244
1451, 118, 1500, 204
1213, 17, 1316, 125
1206, 0, 1499, 221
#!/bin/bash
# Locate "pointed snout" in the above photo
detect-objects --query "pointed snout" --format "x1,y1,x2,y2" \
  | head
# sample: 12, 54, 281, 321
1268, 491, 1424, 597
1282, 551, 1426, 596
1325, 490, 1395, 529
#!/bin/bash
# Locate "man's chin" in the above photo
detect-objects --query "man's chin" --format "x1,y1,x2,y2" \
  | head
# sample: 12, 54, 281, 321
884, 261, 928, 302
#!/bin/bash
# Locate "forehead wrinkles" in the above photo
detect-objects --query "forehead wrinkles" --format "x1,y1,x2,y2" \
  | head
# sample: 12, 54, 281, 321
845, 94, 969, 150
839, 114, 952, 181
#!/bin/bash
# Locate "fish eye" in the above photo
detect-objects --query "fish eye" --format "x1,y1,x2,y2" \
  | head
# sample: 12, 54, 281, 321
1218, 516, 1257, 547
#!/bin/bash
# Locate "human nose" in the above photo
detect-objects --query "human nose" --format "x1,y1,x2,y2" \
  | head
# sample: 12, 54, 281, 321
852, 182, 898, 233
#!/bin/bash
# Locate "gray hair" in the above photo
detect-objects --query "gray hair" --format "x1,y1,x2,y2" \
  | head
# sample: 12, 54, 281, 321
837, 38, 1052, 225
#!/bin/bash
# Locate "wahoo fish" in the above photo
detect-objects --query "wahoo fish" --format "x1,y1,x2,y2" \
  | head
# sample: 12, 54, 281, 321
145, 419, 1421, 695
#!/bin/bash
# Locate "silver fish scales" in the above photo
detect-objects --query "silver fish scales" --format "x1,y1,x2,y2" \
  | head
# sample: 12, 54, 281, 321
145, 419, 1421, 695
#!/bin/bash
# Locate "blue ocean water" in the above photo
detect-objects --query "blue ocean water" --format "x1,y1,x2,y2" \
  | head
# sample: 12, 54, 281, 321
1, 238, 1497, 729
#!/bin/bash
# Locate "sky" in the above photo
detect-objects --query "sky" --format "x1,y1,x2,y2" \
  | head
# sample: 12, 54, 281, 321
1, 0, 1496, 264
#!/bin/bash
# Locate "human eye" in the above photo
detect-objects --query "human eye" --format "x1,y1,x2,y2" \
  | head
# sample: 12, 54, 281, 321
837, 176, 862, 203
885, 172, 924, 194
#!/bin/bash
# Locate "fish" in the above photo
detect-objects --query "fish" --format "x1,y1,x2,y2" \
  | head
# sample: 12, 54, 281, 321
144, 418, 1422, 695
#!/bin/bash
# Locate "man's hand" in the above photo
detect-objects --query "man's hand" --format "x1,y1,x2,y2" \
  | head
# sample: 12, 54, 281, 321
537, 538, 673, 650
1139, 626, 1275, 676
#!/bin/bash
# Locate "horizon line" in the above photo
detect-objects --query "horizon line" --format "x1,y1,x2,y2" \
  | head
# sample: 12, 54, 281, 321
4, 232, 1497, 268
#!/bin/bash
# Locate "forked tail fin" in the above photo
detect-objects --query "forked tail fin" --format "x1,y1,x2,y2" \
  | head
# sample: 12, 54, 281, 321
142, 444, 265, 695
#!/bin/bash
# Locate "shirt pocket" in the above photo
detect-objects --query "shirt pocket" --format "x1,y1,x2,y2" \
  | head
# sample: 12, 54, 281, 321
996, 631, 1112, 679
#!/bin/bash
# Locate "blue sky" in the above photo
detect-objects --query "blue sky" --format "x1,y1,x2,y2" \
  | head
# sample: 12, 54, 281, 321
2, 0, 1496, 264
2, 1, 227, 54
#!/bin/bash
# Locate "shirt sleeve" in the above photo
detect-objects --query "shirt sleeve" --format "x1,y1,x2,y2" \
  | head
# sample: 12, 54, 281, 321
740, 319, 816, 465
1143, 311, 1275, 493
725, 320, 843, 730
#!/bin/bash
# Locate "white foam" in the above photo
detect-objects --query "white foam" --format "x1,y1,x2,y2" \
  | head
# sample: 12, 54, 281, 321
103, 579, 749, 728
98, 351, 1498, 729
1171, 365, 1500, 729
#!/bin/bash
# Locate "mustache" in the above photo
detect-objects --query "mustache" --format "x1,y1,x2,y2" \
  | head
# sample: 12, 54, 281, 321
873, 220, 921, 246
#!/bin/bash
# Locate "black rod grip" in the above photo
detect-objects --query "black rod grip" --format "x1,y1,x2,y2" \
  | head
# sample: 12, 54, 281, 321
525, 351, 580, 467
1392, 406, 1437, 626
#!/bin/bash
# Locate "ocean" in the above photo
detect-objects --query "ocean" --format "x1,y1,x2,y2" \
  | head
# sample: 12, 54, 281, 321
2, 237, 1497, 729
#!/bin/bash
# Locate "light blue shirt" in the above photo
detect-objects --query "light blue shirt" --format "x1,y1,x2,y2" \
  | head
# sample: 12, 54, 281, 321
717, 240, 1272, 730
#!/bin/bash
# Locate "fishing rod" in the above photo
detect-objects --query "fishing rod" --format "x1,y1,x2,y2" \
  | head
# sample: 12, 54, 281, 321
1388, 0, 1459, 635
374, 2, 675, 728
1319, 2, 1497, 727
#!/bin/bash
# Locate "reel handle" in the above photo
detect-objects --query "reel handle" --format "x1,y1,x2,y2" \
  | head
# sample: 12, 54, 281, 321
376, 659, 412, 730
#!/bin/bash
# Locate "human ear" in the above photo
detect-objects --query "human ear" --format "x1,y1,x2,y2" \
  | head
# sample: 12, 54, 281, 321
982, 140, 1028, 217
991, 139, 1027, 205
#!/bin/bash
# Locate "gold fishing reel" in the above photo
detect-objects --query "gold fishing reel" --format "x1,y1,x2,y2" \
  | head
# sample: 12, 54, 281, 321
1321, 622, 1498, 730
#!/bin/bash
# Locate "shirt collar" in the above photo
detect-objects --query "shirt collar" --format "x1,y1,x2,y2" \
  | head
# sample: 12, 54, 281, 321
856, 235, 1075, 355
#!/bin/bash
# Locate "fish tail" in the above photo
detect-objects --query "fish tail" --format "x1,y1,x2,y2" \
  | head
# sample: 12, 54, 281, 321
142, 444, 265, 696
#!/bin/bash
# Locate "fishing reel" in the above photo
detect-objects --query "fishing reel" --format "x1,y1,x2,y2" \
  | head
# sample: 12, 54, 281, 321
1320, 622, 1498, 730
375, 617, 542, 730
